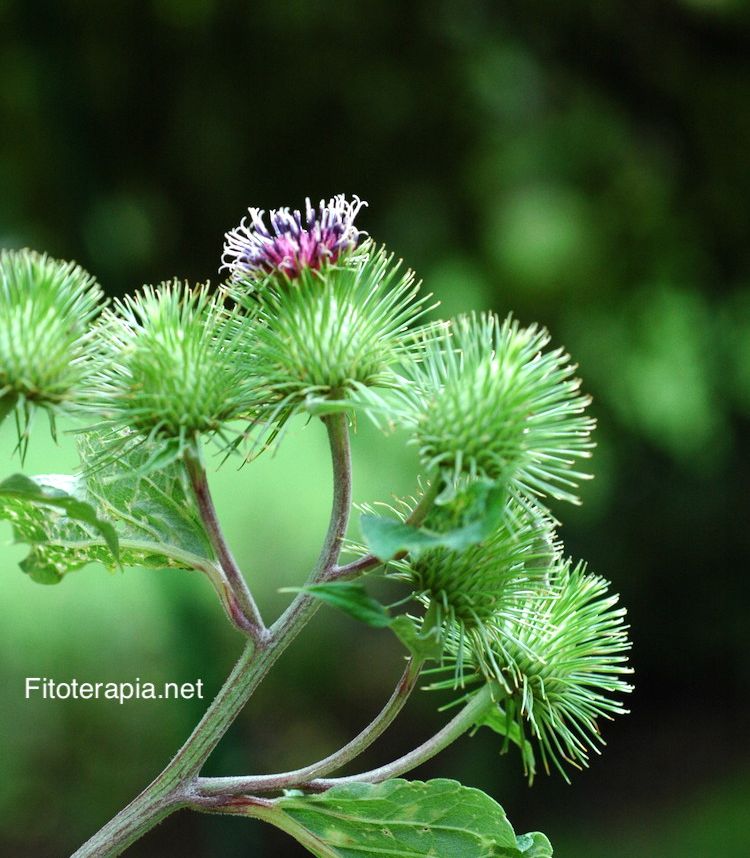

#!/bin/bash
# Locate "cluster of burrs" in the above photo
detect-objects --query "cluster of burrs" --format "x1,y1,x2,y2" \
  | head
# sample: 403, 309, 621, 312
0, 195, 631, 780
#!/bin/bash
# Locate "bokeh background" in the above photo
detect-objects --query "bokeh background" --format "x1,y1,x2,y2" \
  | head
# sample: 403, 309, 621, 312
1, 1, 749, 855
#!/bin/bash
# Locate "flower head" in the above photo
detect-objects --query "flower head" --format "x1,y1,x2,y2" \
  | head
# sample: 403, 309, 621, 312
440, 561, 633, 781
387, 490, 558, 684
90, 281, 256, 467
0, 248, 102, 446
222, 195, 367, 282
400, 313, 595, 504
406, 496, 556, 628
228, 243, 431, 445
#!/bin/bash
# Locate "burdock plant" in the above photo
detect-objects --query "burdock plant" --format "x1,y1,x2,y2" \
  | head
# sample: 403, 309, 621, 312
0, 196, 632, 857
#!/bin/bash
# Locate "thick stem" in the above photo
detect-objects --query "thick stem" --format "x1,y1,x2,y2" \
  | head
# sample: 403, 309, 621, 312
184, 450, 267, 642
72, 415, 352, 857
197, 656, 424, 796
329, 473, 441, 580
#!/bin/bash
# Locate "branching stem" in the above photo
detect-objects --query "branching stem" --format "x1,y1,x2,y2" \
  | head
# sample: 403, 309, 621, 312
329, 472, 441, 580
197, 655, 424, 797
302, 683, 494, 791
72, 414, 352, 857
184, 449, 267, 642
188, 683, 494, 822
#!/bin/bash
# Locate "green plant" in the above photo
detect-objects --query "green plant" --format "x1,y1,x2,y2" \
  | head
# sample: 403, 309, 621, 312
0, 196, 632, 857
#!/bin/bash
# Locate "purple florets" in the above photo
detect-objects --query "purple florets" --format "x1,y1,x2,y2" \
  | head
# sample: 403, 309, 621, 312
221, 195, 367, 280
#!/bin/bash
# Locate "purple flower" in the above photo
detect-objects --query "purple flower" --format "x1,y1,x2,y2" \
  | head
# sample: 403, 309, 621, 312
221, 195, 367, 280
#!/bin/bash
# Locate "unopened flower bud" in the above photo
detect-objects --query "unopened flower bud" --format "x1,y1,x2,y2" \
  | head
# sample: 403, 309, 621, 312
0, 248, 102, 443
91, 281, 255, 463
404, 313, 595, 504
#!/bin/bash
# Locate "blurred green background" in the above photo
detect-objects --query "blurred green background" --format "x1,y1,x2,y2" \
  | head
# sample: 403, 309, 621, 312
1, 1, 749, 855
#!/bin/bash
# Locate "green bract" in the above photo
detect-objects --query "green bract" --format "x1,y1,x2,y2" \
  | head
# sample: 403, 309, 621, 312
400, 313, 595, 504
456, 562, 633, 780
227, 242, 430, 441
90, 281, 255, 465
0, 248, 102, 444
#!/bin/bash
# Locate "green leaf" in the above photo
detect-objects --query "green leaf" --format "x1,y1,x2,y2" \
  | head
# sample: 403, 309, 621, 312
390, 615, 444, 661
0, 472, 119, 557
258, 778, 547, 857
285, 581, 393, 628
0, 472, 120, 582
0, 433, 216, 584
360, 480, 507, 562
284, 584, 445, 661
474, 702, 538, 784
0, 392, 18, 428
78, 432, 214, 563
515, 832, 553, 856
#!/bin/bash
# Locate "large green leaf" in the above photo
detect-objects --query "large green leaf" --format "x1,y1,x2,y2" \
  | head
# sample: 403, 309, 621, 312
0, 433, 216, 584
252, 778, 552, 857
360, 481, 507, 562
